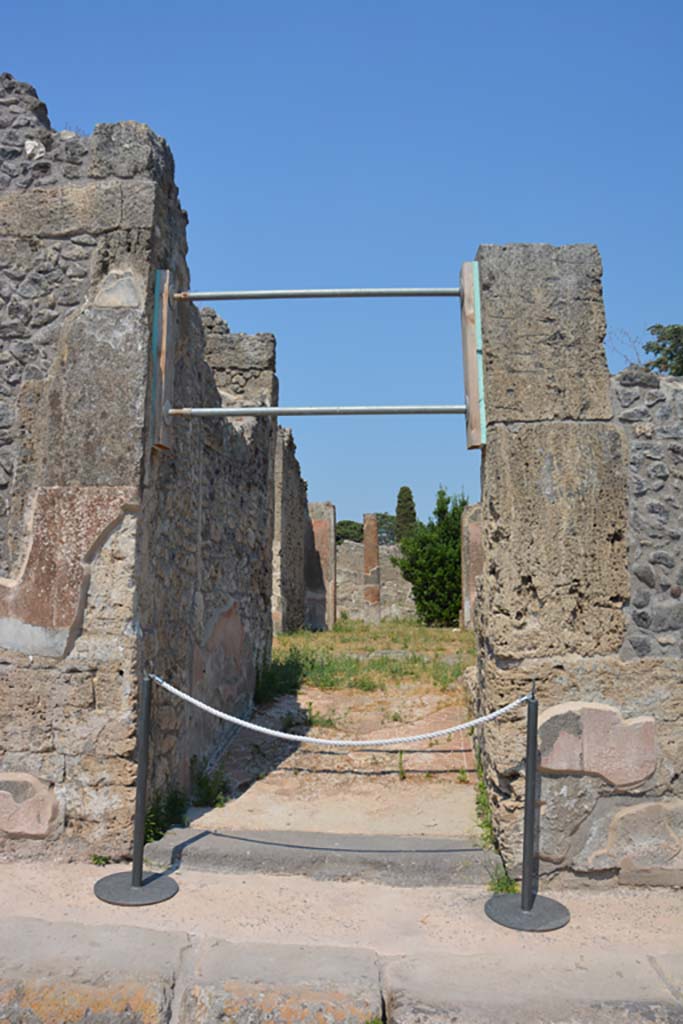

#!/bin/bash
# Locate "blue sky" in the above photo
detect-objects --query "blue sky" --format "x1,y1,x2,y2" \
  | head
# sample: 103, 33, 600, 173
5, 0, 682, 521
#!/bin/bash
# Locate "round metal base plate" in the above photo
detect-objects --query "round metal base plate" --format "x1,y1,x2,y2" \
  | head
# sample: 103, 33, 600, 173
94, 871, 179, 906
485, 893, 570, 932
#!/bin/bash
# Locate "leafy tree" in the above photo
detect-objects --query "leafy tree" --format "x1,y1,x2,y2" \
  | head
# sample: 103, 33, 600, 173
395, 488, 468, 626
376, 512, 396, 545
643, 324, 683, 377
336, 519, 363, 545
395, 486, 417, 542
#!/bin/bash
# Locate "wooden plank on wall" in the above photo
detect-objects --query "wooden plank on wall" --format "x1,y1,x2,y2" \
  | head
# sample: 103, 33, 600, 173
459, 261, 484, 449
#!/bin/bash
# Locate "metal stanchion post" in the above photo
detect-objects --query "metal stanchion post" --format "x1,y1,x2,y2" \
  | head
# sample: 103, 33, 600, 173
484, 691, 570, 932
94, 675, 179, 906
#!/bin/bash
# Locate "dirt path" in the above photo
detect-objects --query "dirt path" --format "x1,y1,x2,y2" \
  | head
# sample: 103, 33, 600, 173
193, 622, 480, 837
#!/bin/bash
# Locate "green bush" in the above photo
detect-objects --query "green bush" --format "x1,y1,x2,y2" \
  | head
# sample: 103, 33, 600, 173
336, 519, 364, 544
394, 487, 467, 626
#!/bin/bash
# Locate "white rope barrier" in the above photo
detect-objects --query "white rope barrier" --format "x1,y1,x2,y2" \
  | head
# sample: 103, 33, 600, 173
149, 674, 531, 748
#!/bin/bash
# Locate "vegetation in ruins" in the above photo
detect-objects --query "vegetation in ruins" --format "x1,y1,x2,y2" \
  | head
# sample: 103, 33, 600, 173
487, 864, 519, 895
395, 488, 468, 626
644, 323, 683, 376
257, 622, 474, 707
395, 485, 417, 542
336, 519, 364, 544
144, 788, 189, 842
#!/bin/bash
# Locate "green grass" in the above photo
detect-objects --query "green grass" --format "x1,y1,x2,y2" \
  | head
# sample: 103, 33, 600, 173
90, 854, 110, 866
145, 788, 189, 843
475, 754, 495, 850
306, 703, 338, 730
488, 864, 519, 894
192, 762, 227, 808
456, 767, 469, 784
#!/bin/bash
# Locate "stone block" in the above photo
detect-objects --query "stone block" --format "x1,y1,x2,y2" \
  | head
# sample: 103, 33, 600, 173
477, 243, 612, 423
480, 421, 628, 658
0, 181, 121, 236
0, 918, 182, 1024
0, 772, 60, 838
572, 798, 683, 876
539, 702, 657, 787
180, 940, 381, 1024
90, 121, 173, 182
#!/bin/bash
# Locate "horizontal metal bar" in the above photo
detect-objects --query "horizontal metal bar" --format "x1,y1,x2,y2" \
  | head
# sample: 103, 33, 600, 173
173, 287, 460, 302
169, 404, 467, 418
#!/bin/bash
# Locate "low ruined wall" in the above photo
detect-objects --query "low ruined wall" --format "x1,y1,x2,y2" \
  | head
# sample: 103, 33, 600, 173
472, 244, 683, 886
272, 428, 307, 634
336, 536, 415, 623
0, 75, 279, 859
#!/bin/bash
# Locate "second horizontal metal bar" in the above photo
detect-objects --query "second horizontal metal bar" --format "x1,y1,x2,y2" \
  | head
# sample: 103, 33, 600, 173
169, 404, 467, 418
173, 287, 461, 301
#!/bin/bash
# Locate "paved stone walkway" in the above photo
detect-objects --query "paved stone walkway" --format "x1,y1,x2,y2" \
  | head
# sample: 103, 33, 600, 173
1, 862, 682, 1022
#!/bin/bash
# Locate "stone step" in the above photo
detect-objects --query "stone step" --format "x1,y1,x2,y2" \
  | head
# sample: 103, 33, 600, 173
145, 827, 500, 886
2, 917, 680, 1024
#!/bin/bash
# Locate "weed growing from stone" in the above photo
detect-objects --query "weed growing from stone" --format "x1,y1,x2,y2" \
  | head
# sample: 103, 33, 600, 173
145, 788, 189, 843
457, 767, 469, 784
306, 703, 338, 729
192, 761, 227, 807
475, 754, 495, 849
488, 864, 519, 894
90, 854, 110, 866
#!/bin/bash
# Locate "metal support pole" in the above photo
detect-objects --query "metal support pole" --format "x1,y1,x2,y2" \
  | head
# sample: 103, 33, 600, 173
168, 404, 467, 419
520, 694, 538, 912
173, 287, 461, 302
131, 674, 152, 888
94, 676, 179, 906
484, 693, 570, 932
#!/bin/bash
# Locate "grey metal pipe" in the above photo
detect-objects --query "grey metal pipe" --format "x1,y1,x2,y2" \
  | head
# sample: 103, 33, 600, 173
521, 695, 539, 912
173, 287, 461, 301
168, 404, 467, 418
131, 674, 152, 888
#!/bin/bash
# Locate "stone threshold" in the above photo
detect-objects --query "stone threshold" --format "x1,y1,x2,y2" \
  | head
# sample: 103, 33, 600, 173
145, 827, 501, 887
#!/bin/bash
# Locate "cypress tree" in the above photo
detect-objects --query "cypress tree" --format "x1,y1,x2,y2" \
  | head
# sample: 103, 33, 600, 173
395, 486, 417, 542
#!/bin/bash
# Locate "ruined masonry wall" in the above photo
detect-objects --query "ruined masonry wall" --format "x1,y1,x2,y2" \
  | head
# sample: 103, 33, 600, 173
0, 75, 278, 858
272, 428, 307, 634
613, 367, 683, 660
473, 244, 683, 886
336, 538, 415, 623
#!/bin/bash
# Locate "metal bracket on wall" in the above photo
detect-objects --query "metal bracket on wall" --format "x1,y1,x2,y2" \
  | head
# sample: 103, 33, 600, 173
149, 269, 176, 453
459, 261, 486, 449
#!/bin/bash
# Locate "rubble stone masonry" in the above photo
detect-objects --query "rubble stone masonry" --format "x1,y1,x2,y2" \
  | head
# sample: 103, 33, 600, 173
0, 75, 277, 859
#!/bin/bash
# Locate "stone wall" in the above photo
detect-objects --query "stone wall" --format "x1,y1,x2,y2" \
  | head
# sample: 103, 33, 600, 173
0, 75, 278, 859
336, 518, 415, 623
460, 504, 482, 629
613, 367, 683, 660
304, 502, 336, 630
272, 428, 308, 633
472, 243, 683, 886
